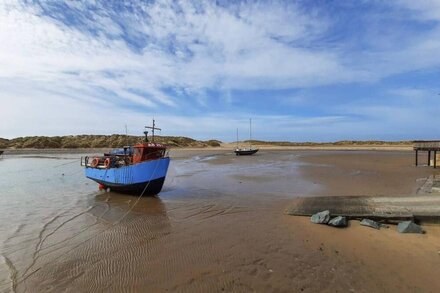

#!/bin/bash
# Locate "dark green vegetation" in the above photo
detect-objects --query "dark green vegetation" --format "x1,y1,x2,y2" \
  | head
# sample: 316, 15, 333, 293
0, 135, 222, 149
0, 138, 8, 149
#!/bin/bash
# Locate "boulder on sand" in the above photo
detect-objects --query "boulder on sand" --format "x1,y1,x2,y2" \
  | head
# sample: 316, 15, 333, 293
360, 219, 381, 229
397, 221, 424, 234
311, 210, 330, 224
328, 216, 347, 227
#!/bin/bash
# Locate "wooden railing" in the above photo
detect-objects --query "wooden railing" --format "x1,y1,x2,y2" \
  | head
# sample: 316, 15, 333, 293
413, 141, 440, 149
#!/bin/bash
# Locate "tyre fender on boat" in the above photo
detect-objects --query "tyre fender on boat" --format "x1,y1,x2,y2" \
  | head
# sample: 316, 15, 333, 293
104, 158, 111, 169
90, 157, 99, 168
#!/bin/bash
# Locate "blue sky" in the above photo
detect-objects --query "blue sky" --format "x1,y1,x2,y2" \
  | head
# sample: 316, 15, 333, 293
0, 0, 439, 141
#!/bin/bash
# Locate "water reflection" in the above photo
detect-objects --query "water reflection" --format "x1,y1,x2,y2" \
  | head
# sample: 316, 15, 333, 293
0, 193, 173, 292
91, 192, 170, 225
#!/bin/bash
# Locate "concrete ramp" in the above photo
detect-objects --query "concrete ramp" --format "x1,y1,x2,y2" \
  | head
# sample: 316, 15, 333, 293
286, 195, 440, 223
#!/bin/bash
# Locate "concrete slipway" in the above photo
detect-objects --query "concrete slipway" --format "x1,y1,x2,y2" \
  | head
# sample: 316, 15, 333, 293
286, 175, 440, 223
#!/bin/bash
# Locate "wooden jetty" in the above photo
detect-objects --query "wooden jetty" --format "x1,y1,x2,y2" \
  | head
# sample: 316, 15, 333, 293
414, 140, 440, 168
286, 195, 440, 223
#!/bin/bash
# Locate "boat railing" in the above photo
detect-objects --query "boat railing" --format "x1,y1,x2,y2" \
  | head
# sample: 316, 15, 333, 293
80, 156, 89, 167
81, 149, 169, 168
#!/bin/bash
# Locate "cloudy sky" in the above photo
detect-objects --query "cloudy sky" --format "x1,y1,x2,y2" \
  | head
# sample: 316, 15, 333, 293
0, 0, 439, 141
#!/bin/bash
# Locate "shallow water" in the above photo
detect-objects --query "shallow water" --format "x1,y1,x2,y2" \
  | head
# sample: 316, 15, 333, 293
0, 150, 314, 292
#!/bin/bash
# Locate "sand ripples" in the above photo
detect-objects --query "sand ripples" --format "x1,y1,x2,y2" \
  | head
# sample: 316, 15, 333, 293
0, 193, 176, 292
1, 189, 271, 292
0, 150, 335, 292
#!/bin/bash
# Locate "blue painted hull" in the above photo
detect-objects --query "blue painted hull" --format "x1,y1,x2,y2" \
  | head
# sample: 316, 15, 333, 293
85, 157, 170, 195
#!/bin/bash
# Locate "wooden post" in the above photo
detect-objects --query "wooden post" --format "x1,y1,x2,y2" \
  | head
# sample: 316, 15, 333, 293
428, 151, 431, 166
434, 151, 437, 169
415, 149, 418, 166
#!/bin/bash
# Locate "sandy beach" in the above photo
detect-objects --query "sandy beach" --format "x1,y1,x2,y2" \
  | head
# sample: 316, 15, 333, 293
285, 151, 440, 292
1, 149, 440, 292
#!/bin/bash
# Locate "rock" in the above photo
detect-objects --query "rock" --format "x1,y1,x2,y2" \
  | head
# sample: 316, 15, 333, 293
311, 210, 330, 224
360, 219, 381, 229
328, 216, 348, 227
397, 221, 424, 234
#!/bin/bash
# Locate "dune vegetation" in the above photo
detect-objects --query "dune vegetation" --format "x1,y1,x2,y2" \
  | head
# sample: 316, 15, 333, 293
0, 135, 414, 150
0, 135, 222, 149
247, 140, 413, 146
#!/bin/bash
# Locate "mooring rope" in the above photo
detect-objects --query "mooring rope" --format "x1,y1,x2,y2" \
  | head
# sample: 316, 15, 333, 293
113, 158, 162, 224
52, 159, 79, 168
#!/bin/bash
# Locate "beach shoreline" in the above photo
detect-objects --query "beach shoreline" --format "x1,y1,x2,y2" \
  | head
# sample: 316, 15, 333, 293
1, 144, 414, 155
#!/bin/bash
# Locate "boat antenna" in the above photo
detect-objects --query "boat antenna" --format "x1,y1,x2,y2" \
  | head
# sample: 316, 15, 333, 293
145, 118, 161, 142
125, 124, 128, 146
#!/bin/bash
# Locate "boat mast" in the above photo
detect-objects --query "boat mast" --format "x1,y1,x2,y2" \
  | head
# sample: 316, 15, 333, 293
236, 128, 239, 149
249, 118, 252, 149
145, 119, 161, 142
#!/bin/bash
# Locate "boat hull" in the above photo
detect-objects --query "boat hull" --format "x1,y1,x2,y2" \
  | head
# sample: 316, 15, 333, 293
234, 149, 259, 156
85, 157, 170, 195
91, 176, 166, 194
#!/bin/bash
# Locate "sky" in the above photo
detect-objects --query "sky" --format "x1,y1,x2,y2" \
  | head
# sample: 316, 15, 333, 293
0, 0, 439, 142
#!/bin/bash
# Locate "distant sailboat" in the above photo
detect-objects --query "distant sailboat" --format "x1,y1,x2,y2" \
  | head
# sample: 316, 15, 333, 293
234, 119, 259, 156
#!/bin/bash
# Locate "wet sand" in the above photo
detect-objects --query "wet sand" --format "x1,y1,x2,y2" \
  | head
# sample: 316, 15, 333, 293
1, 150, 440, 292
286, 151, 440, 292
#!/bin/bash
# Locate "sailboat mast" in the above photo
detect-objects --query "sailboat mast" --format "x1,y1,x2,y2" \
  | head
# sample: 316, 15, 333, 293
249, 118, 252, 149
236, 128, 239, 149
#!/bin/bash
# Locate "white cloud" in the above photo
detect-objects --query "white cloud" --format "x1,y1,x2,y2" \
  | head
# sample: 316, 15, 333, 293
388, 88, 435, 101
0, 0, 351, 99
396, 0, 440, 21
0, 0, 440, 139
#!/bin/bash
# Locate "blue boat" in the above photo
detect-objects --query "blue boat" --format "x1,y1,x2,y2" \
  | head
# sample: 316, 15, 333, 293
83, 120, 170, 195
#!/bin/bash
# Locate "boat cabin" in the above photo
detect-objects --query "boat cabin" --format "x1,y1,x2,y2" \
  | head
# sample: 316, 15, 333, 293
132, 143, 166, 164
